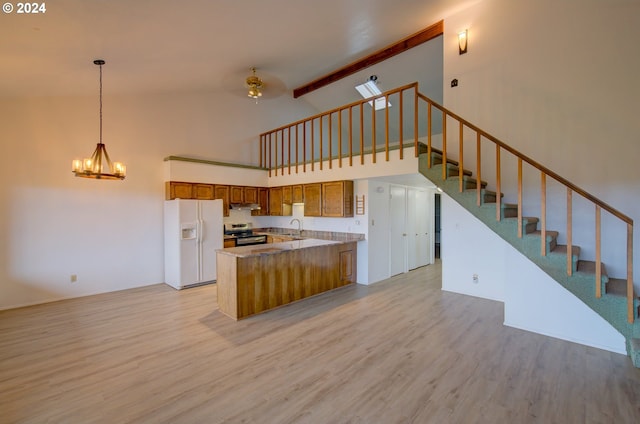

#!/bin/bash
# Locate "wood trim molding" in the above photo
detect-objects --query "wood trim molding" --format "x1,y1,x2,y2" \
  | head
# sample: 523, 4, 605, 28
292, 20, 444, 98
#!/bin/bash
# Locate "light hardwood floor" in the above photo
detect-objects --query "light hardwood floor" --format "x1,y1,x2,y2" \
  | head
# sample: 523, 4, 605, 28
1, 261, 639, 423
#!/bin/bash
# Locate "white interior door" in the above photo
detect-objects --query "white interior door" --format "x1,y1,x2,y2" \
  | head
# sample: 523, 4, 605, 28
389, 185, 407, 276
413, 189, 430, 268
408, 189, 418, 269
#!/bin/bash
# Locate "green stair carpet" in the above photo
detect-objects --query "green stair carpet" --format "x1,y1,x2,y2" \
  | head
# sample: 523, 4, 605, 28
417, 150, 640, 367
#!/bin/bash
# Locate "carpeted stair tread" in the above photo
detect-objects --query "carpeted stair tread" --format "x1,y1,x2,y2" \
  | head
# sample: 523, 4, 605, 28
550, 244, 581, 258
503, 217, 540, 234
479, 190, 505, 203
530, 230, 559, 239
605, 278, 628, 297
576, 260, 609, 283
446, 175, 487, 189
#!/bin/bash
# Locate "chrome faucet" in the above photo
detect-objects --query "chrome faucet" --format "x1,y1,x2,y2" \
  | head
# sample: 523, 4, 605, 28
290, 218, 302, 233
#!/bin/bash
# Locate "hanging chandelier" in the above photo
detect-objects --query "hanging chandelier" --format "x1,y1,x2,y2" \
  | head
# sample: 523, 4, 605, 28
246, 67, 264, 99
72, 59, 126, 180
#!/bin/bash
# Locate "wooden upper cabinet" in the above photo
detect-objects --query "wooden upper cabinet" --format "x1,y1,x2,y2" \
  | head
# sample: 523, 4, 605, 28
303, 183, 322, 217
230, 186, 244, 204
166, 181, 193, 200
268, 187, 292, 216
244, 187, 258, 204
214, 185, 230, 217
252, 187, 269, 216
193, 183, 214, 200
269, 187, 283, 216
282, 186, 293, 205
292, 185, 304, 203
322, 180, 354, 217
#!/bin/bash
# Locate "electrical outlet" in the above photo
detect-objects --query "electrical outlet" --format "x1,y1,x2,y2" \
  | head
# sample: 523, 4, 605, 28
70, 274, 78, 283
472, 274, 479, 284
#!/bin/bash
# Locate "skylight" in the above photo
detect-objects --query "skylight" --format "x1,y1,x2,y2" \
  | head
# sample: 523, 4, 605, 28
355, 79, 391, 111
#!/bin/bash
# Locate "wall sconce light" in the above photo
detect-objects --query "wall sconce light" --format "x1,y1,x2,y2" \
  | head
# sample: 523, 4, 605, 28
458, 29, 468, 55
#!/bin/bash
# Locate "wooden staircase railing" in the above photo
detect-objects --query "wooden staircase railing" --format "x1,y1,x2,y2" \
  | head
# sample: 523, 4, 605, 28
259, 82, 636, 323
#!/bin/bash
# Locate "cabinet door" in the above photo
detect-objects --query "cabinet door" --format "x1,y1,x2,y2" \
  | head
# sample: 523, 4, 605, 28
292, 185, 304, 203
322, 180, 354, 217
252, 188, 269, 216
303, 183, 322, 216
244, 187, 258, 204
214, 185, 230, 217
165, 181, 193, 200
282, 186, 293, 204
339, 243, 357, 284
230, 186, 244, 203
269, 187, 283, 216
193, 183, 214, 200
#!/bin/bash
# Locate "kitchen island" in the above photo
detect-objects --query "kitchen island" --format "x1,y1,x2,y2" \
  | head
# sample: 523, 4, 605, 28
216, 233, 361, 320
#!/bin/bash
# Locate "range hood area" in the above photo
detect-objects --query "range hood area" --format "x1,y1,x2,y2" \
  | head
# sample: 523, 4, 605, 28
229, 203, 261, 211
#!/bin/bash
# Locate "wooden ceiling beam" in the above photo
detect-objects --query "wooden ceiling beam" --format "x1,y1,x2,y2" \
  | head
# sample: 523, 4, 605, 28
293, 20, 444, 99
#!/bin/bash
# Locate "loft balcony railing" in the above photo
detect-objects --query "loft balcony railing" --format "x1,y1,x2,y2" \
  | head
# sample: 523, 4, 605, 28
258, 82, 635, 323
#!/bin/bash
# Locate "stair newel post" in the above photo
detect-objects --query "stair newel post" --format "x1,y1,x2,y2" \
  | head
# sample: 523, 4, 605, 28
496, 145, 501, 221
459, 121, 464, 192
476, 132, 481, 206
541, 173, 547, 256
567, 188, 573, 276
427, 103, 432, 169
596, 205, 602, 298
442, 110, 447, 181
628, 223, 634, 323
518, 159, 523, 238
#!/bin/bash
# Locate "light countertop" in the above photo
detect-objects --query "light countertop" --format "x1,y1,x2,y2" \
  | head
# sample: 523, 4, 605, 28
217, 238, 341, 258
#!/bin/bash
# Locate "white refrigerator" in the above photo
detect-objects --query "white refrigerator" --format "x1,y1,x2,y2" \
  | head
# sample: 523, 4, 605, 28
164, 199, 224, 289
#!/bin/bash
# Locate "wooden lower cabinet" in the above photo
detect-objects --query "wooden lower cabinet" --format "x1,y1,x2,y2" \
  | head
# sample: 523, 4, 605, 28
216, 241, 357, 320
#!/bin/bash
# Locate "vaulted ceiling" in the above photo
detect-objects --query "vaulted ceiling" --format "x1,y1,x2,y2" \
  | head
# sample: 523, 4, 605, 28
0, 0, 460, 105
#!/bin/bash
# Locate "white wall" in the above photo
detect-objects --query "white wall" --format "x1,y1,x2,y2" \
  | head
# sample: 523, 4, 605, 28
441, 193, 626, 354
441, 194, 506, 301
443, 0, 640, 290
0, 90, 316, 309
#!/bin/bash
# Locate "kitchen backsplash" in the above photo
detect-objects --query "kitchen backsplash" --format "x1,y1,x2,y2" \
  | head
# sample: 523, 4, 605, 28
224, 204, 365, 234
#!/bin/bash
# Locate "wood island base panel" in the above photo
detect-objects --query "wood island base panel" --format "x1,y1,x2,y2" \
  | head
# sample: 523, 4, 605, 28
216, 240, 357, 319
